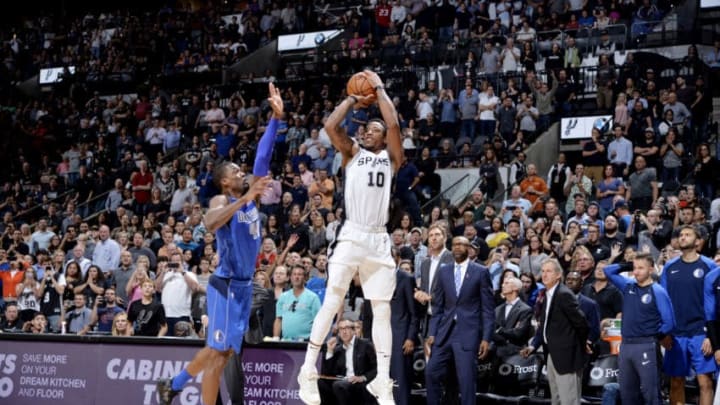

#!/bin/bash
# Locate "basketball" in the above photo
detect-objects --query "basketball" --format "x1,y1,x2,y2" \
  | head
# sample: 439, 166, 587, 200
346, 72, 375, 98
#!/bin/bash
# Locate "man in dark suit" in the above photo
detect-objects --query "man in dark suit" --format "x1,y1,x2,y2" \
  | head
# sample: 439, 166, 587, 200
391, 260, 420, 405
414, 224, 454, 337
521, 258, 589, 405
319, 318, 377, 405
425, 236, 495, 405
491, 277, 533, 359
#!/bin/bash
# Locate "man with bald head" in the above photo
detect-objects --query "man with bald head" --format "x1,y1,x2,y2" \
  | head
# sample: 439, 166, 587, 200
65, 243, 92, 277
425, 236, 494, 405
92, 225, 121, 274
520, 163, 548, 214
501, 185, 531, 223
626, 155, 658, 212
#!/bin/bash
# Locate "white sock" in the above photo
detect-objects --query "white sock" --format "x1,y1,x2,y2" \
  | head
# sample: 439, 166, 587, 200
303, 287, 345, 368
371, 300, 392, 380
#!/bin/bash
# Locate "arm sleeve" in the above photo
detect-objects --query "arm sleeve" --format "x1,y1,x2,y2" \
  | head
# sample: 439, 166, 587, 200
706, 270, 720, 321
587, 301, 601, 342
659, 262, 669, 290
428, 270, 445, 338
603, 263, 631, 291
652, 284, 676, 336
480, 266, 496, 342
253, 118, 279, 177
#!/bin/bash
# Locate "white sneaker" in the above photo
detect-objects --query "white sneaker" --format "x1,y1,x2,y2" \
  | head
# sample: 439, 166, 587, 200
297, 365, 321, 405
366, 377, 395, 405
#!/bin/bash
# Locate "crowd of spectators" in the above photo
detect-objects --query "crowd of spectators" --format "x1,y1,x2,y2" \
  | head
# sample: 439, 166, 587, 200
0, 0, 719, 400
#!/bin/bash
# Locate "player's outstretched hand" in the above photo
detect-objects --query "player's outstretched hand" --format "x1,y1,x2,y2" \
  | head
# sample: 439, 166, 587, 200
268, 82, 284, 118
248, 176, 272, 200
363, 70, 384, 89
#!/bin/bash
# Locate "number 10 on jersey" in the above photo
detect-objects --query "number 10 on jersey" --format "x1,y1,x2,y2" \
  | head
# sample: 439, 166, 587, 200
367, 171, 385, 187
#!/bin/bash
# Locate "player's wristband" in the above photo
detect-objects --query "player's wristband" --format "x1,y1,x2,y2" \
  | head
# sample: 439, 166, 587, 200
374, 85, 384, 91
348, 95, 358, 104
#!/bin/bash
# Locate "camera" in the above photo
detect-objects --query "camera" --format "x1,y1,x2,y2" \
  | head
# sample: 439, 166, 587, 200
168, 262, 180, 269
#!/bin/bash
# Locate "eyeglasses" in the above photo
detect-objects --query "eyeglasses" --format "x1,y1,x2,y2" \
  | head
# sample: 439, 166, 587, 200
339, 326, 354, 331
290, 301, 298, 312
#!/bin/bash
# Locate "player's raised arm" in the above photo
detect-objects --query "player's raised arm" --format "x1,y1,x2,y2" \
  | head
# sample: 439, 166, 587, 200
363, 70, 403, 172
324, 97, 358, 165
253, 82, 283, 179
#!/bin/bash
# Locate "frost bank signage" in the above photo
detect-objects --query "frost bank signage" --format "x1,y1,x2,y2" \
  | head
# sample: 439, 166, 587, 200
0, 340, 304, 404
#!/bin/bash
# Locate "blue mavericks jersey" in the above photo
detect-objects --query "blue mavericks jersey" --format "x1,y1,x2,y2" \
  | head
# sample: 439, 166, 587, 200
214, 198, 261, 280
661, 255, 717, 336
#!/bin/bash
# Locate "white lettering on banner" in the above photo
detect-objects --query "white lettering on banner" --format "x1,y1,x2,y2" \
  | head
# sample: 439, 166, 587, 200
19, 365, 57, 375
42, 354, 67, 364
513, 364, 538, 374
35, 388, 64, 398
242, 361, 295, 403
22, 354, 42, 363
589, 367, 620, 380
253, 362, 284, 373
244, 387, 300, 399
143, 383, 201, 405
106, 358, 195, 381
245, 375, 272, 385
0, 354, 17, 374
0, 354, 16, 399
19, 376, 86, 388
12, 350, 88, 400
0, 376, 13, 398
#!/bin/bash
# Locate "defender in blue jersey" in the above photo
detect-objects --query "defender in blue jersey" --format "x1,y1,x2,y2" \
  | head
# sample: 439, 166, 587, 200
659, 225, 718, 405
157, 83, 283, 405
604, 253, 675, 405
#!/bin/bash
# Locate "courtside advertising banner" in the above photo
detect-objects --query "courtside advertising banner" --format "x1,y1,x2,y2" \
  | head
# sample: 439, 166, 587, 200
0, 339, 304, 405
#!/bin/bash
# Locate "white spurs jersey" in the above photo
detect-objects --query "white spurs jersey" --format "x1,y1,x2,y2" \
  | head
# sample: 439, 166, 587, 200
344, 148, 393, 228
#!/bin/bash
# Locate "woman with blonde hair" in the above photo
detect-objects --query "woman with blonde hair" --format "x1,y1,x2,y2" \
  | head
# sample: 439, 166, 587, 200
614, 93, 628, 130
125, 264, 151, 309
20, 224, 32, 245
16, 267, 42, 323
135, 255, 151, 272
570, 245, 596, 280
111, 311, 133, 336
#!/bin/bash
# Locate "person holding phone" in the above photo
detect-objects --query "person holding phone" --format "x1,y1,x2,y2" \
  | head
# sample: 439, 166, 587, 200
39, 265, 66, 333
156, 252, 198, 335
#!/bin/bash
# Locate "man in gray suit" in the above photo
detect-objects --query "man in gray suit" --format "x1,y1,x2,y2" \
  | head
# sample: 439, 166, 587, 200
414, 224, 454, 337
491, 277, 533, 359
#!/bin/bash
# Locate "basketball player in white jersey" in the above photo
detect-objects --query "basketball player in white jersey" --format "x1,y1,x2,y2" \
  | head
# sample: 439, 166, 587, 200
298, 70, 404, 405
